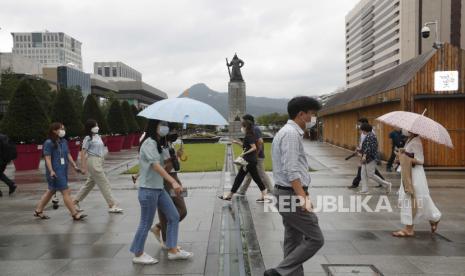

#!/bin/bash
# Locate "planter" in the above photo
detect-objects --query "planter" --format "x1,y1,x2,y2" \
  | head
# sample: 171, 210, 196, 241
101, 135, 108, 146
13, 144, 42, 171
106, 135, 125, 152
68, 139, 81, 161
133, 133, 142, 147
122, 134, 135, 149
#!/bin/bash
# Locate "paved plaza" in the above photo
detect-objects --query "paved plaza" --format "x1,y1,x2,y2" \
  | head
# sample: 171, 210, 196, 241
0, 142, 464, 275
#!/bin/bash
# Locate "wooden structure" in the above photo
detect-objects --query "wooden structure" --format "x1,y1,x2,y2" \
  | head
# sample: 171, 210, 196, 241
319, 43, 465, 168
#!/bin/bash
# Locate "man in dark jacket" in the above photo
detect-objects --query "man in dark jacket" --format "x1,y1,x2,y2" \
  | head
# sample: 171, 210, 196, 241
0, 133, 17, 196
386, 128, 405, 171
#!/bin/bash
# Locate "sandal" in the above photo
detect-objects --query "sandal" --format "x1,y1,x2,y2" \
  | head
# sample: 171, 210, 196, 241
430, 220, 440, 234
131, 175, 137, 184
72, 212, 87, 221
218, 195, 232, 201
392, 229, 415, 238
34, 210, 50, 220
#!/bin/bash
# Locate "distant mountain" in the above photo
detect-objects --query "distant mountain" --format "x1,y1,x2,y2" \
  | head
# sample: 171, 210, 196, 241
178, 83, 289, 119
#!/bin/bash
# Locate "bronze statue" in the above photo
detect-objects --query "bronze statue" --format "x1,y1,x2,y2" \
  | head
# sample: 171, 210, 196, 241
226, 53, 244, 82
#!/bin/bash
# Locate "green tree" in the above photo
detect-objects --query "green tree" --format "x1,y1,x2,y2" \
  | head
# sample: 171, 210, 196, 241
30, 78, 53, 116
131, 104, 146, 132
1, 79, 50, 143
51, 88, 83, 138
0, 68, 21, 102
107, 100, 128, 135
121, 101, 139, 133
82, 94, 109, 134
66, 87, 84, 123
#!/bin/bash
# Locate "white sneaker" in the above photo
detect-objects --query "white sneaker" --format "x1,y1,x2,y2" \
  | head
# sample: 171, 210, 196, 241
109, 206, 124, 213
132, 252, 159, 265
74, 203, 83, 212
386, 182, 392, 195
168, 249, 193, 260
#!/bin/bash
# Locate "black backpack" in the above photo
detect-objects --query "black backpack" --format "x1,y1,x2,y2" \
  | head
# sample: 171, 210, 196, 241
0, 134, 17, 163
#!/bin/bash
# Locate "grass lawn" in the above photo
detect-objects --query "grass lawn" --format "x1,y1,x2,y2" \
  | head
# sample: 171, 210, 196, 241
125, 143, 227, 173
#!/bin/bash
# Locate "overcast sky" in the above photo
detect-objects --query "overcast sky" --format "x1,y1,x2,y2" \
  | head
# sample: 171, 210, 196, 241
0, 0, 359, 98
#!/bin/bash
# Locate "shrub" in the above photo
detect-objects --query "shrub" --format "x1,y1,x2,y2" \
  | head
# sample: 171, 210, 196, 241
1, 79, 49, 143
82, 94, 109, 134
107, 100, 128, 135
51, 88, 83, 138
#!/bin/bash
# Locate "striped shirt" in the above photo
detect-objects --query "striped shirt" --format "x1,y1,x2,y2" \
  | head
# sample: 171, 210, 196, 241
272, 120, 311, 188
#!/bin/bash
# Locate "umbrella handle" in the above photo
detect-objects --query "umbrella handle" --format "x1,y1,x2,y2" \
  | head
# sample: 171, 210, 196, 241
421, 108, 427, 116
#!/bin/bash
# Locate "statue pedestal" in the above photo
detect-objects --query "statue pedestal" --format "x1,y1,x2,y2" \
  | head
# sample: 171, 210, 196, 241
228, 81, 246, 139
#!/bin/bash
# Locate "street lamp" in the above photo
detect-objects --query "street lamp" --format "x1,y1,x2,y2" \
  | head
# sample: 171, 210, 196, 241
421, 20, 442, 49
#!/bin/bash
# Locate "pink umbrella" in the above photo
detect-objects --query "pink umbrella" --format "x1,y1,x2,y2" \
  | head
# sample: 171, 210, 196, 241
376, 110, 453, 149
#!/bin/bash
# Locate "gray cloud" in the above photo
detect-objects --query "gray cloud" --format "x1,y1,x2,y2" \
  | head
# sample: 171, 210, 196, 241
0, 0, 359, 98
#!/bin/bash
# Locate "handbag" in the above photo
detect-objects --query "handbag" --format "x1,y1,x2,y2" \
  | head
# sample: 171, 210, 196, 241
233, 156, 248, 167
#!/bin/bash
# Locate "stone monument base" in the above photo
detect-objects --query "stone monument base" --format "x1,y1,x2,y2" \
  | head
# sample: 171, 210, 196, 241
228, 81, 246, 139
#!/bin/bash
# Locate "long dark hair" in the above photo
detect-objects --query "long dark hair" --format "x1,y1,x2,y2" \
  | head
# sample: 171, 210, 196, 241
139, 119, 163, 154
242, 119, 255, 140
48, 122, 63, 149
85, 119, 98, 141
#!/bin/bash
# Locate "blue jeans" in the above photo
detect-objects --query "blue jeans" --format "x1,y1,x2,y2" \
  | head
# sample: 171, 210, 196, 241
130, 187, 180, 255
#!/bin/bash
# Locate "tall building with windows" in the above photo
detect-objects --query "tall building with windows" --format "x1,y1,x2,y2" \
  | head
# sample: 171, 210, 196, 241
93, 62, 142, 81
345, 0, 465, 87
11, 31, 83, 70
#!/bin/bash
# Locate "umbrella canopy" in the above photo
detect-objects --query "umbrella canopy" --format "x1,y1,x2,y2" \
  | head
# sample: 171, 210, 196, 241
376, 110, 453, 148
138, 98, 228, 126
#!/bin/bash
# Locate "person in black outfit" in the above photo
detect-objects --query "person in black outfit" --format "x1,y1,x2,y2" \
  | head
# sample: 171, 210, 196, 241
386, 128, 405, 172
0, 133, 17, 197
348, 118, 386, 189
219, 120, 270, 202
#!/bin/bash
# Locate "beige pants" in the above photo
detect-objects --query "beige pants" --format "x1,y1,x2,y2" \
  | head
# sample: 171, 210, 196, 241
75, 156, 116, 207
361, 161, 391, 193
238, 158, 274, 194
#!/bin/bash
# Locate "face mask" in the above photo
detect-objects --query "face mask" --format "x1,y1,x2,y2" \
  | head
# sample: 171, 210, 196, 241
241, 127, 246, 134
158, 126, 169, 137
58, 130, 66, 138
91, 126, 99, 134
401, 129, 410, 137
307, 116, 317, 129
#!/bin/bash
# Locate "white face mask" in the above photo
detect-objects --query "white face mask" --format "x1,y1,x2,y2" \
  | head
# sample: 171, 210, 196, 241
91, 126, 99, 134
58, 129, 66, 138
241, 127, 246, 134
401, 129, 410, 137
158, 126, 169, 137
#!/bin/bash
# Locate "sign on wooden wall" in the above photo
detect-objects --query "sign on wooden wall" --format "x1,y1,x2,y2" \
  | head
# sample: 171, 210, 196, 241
434, 71, 459, 91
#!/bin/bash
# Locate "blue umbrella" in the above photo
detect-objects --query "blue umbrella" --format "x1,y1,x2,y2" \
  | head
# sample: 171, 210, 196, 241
137, 97, 228, 126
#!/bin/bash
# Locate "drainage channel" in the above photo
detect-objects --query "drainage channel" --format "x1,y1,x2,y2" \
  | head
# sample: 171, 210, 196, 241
216, 143, 265, 276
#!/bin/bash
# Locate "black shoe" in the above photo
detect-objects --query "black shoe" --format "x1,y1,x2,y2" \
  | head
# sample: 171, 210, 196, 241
9, 185, 16, 195
264, 268, 281, 276
0, 190, 3, 197
347, 185, 359, 189
376, 184, 383, 188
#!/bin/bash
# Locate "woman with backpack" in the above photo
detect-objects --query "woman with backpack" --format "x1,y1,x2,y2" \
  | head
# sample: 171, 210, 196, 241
34, 122, 87, 220
0, 133, 17, 197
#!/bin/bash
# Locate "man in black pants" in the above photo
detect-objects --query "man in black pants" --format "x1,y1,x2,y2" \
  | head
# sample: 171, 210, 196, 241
0, 133, 17, 196
347, 118, 385, 189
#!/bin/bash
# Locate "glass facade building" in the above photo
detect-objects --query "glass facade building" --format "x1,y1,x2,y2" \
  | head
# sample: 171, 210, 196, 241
57, 66, 91, 97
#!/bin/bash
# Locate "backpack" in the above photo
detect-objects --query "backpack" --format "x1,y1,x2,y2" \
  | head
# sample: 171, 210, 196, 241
0, 134, 17, 163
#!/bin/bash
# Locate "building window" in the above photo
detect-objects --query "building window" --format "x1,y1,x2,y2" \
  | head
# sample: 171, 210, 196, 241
97, 67, 102, 75
104, 67, 110, 77
112, 67, 117, 77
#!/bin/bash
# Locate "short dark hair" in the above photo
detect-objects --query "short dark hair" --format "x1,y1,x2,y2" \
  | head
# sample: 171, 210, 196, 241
242, 114, 255, 123
358, 118, 368, 124
287, 96, 321, 119
360, 123, 372, 132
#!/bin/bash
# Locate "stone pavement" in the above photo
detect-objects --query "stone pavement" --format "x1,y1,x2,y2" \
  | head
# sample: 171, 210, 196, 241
0, 148, 218, 276
1, 142, 465, 276
244, 141, 465, 276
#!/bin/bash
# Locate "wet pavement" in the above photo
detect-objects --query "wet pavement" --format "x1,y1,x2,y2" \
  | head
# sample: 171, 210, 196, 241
0, 142, 464, 275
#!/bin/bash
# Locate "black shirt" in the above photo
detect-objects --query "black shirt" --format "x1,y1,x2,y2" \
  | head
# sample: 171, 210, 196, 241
242, 133, 258, 164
